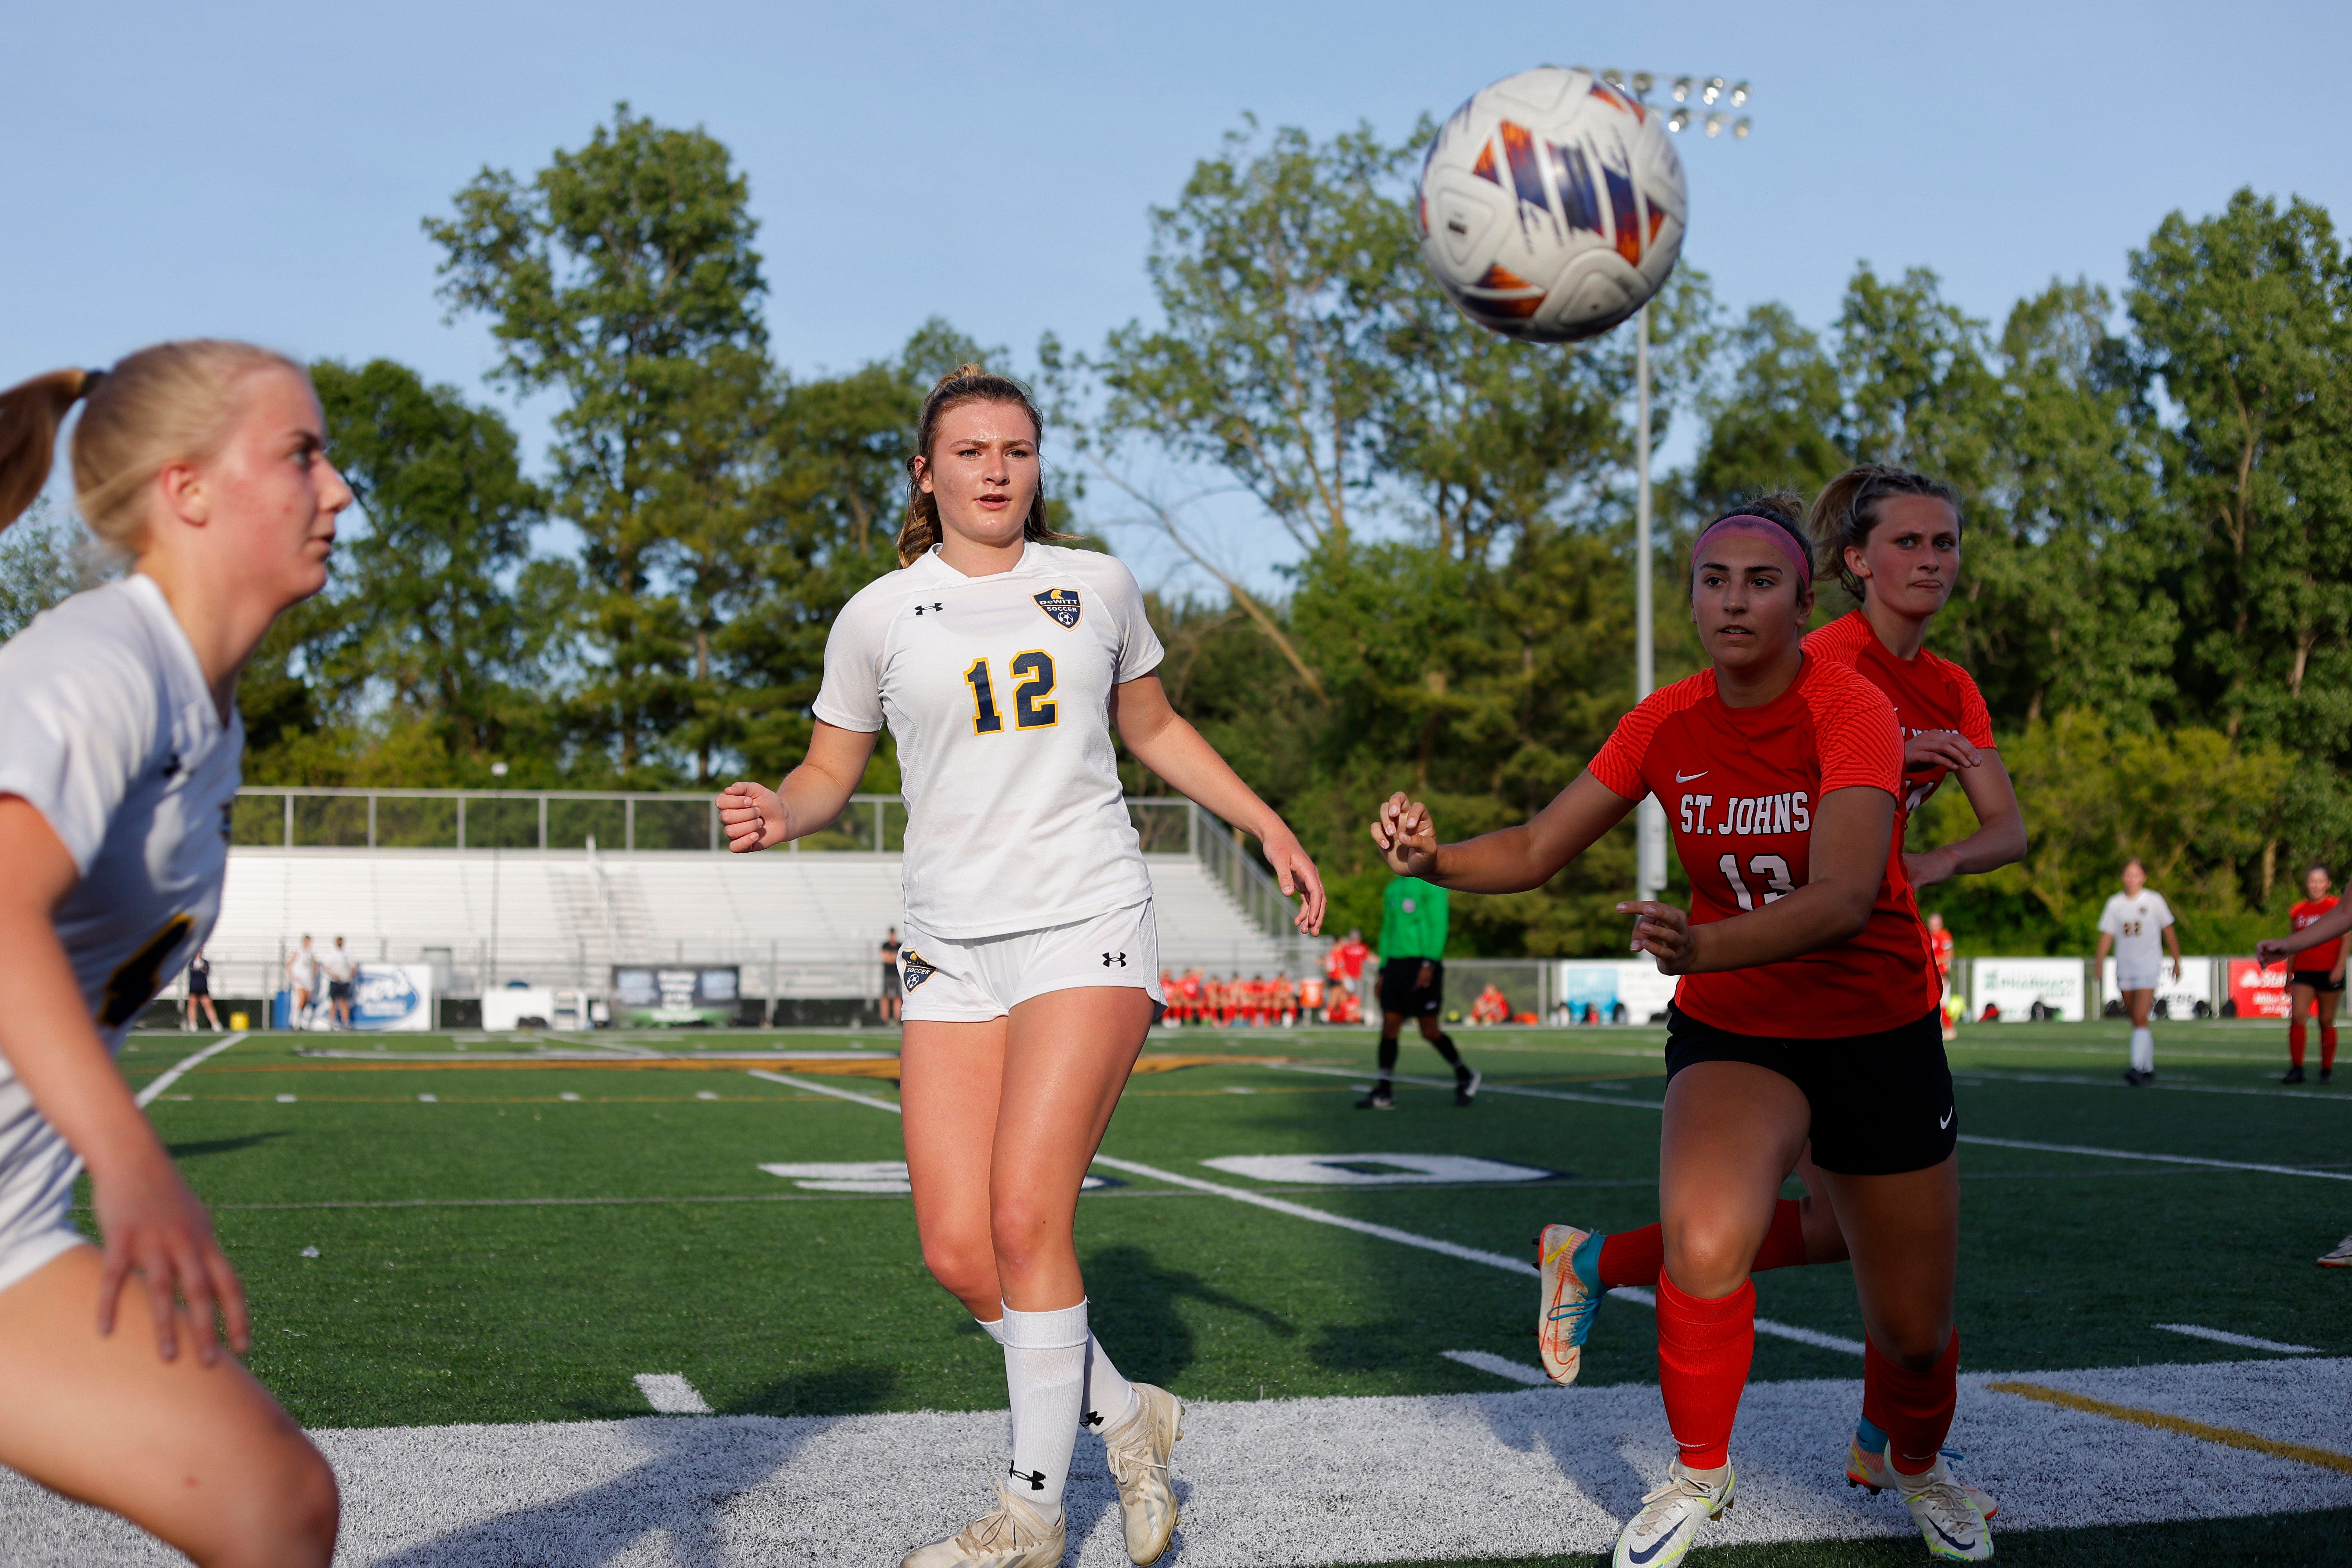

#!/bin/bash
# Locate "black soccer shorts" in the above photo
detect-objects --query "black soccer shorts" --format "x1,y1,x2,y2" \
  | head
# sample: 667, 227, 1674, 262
1663, 1004, 1956, 1175
1376, 956, 1444, 1018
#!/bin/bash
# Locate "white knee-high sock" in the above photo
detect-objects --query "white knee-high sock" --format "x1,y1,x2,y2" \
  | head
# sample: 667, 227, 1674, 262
1082, 1332, 1140, 1434
976, 1315, 1007, 1345
1002, 1301, 1089, 1512
2131, 1027, 2155, 1074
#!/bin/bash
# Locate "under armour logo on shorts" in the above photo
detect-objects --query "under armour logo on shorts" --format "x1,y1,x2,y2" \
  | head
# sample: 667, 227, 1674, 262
1103, 951, 1127, 967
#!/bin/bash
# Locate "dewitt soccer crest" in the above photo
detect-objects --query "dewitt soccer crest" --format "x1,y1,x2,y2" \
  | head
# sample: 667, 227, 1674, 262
1033, 588, 1082, 629
898, 949, 937, 989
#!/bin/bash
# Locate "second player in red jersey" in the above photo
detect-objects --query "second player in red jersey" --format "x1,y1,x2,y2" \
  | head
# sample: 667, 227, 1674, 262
1372, 496, 1988, 1565
2280, 865, 2344, 1083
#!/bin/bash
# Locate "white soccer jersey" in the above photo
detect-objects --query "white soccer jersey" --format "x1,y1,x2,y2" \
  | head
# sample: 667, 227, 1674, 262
0, 574, 241, 1271
815, 543, 1163, 938
2098, 890, 2174, 978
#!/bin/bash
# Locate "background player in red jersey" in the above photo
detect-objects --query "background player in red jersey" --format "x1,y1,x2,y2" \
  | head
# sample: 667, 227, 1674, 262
1374, 497, 1987, 1566
2278, 865, 2344, 1084
1925, 914, 1957, 1040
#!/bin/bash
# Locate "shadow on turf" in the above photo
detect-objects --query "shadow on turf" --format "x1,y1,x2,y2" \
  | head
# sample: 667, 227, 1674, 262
1087, 1241, 1298, 1388
167, 1131, 289, 1161
379, 1366, 897, 1567
1347, 1505, 2352, 1568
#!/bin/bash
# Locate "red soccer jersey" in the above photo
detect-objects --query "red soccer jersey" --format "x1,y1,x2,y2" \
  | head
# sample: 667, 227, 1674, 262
2290, 897, 2343, 973
1804, 611, 1997, 818
1930, 927, 1955, 978
1586, 658, 1942, 1038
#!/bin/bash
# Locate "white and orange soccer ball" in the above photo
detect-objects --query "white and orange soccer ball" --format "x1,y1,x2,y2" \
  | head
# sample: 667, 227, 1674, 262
1415, 66, 1688, 342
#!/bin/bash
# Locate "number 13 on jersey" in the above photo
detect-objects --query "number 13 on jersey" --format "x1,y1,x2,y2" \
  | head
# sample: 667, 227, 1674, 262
963, 652, 1057, 734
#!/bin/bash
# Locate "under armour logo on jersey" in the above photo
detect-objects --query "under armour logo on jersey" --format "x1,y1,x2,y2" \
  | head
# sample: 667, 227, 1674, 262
1009, 1465, 1047, 1492
899, 949, 937, 989
1103, 951, 1127, 967
1081, 1408, 1105, 1428
1034, 587, 1082, 628
911, 602, 946, 615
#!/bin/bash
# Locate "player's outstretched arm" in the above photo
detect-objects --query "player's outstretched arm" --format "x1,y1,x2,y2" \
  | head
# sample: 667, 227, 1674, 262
1111, 674, 1327, 935
1622, 785, 1890, 976
2256, 900, 2352, 967
717, 721, 879, 854
1370, 771, 1640, 893
0, 798, 246, 1365
1906, 749, 2027, 890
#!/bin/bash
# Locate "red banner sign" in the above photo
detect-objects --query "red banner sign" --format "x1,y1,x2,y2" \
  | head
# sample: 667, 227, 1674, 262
2227, 959, 2292, 1020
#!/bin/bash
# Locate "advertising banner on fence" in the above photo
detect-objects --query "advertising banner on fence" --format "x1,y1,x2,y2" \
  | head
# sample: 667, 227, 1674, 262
2226, 958, 2293, 1020
351, 963, 434, 1031
2101, 957, 2212, 1018
1972, 958, 2085, 1022
611, 965, 740, 1027
1555, 958, 1678, 1025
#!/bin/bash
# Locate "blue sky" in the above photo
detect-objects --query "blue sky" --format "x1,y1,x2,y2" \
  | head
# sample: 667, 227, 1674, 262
7, 1, 2347, 589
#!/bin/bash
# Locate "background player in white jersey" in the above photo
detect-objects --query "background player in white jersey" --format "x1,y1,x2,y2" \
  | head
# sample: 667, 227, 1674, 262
719, 367, 1325, 1568
0, 343, 349, 1564
2096, 858, 2179, 1085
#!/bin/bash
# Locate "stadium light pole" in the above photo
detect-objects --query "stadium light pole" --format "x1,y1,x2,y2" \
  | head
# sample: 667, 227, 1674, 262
1606, 69, 1752, 904
488, 760, 507, 997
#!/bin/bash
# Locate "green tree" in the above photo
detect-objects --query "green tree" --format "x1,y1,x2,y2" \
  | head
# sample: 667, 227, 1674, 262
309, 359, 551, 765
426, 103, 771, 780
0, 499, 107, 639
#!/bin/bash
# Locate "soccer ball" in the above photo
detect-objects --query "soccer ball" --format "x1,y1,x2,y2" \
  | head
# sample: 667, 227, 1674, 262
1415, 66, 1688, 343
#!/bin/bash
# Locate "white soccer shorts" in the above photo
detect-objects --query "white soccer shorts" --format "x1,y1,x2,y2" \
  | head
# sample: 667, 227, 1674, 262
899, 900, 1164, 1022
0, 1122, 89, 1299
2114, 964, 2164, 993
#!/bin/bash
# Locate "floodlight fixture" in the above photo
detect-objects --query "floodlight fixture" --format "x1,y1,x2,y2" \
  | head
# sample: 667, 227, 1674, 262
1705, 113, 1724, 137
1671, 75, 1693, 102
1703, 76, 1724, 104
1733, 116, 1752, 140
1730, 80, 1749, 107
1632, 70, 1654, 96
1667, 106, 1691, 133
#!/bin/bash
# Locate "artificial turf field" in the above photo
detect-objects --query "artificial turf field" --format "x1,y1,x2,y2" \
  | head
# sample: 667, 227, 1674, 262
7, 1018, 2349, 1565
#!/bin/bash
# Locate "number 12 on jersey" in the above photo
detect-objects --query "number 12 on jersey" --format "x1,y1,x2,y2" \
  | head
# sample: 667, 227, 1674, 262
1719, 853, 1795, 911
963, 652, 1057, 735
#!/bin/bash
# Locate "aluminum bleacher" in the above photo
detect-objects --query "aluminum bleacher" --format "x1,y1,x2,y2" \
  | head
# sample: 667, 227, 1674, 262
202, 790, 1305, 1005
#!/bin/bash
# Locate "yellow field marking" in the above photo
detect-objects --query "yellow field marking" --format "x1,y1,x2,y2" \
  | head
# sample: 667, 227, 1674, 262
1987, 1381, 2352, 1475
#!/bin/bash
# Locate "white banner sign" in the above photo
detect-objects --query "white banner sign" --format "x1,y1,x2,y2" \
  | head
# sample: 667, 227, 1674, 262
483, 986, 558, 1032
1555, 958, 1679, 1024
351, 963, 434, 1032
1971, 958, 2085, 1022
2102, 957, 2212, 1018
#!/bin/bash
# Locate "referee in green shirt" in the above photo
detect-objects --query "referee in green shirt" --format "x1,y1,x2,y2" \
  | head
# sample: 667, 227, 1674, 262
1359, 875, 1480, 1109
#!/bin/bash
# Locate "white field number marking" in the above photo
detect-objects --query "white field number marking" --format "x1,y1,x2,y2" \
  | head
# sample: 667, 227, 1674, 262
633, 1373, 712, 1415
1201, 1153, 1556, 1186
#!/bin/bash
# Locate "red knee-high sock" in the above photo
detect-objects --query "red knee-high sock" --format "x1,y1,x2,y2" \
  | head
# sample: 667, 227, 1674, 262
1655, 1272, 1755, 1471
2323, 1027, 2338, 1074
2289, 1021, 2307, 1067
1862, 1331, 1960, 1474
1599, 1201, 1806, 1289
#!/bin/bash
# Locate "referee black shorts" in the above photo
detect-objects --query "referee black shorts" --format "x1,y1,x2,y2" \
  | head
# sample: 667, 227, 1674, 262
1376, 957, 1444, 1018
1663, 1004, 1956, 1176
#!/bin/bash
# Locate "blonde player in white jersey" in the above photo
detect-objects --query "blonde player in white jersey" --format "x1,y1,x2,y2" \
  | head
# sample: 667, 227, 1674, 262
720, 367, 1326, 1568
2096, 857, 2180, 1086
0, 344, 348, 1564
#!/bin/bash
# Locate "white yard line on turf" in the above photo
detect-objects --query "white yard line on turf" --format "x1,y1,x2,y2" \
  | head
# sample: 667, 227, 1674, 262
633, 1373, 714, 1414
744, 1070, 903, 1112
1265, 1060, 1666, 1109
132, 1032, 249, 1108
2153, 1323, 2322, 1354
1441, 1349, 1555, 1386
1960, 1069, 2350, 1102
1955, 1134, 2352, 1181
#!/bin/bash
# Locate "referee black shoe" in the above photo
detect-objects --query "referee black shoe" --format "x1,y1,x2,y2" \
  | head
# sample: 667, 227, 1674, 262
2283, 1065, 2307, 1084
1455, 1068, 1482, 1107
2122, 1068, 2147, 1087
1356, 1088, 1395, 1111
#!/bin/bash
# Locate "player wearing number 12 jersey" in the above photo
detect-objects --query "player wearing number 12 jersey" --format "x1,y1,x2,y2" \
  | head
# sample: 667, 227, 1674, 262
1374, 495, 1986, 1565
719, 368, 1325, 1568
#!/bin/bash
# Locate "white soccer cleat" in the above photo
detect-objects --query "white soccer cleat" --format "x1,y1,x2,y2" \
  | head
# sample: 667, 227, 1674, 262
1846, 1434, 1997, 1519
1101, 1382, 1185, 1565
1612, 1460, 1733, 1568
1895, 1455, 1994, 1561
1536, 1223, 1600, 1386
2321, 1234, 2352, 1268
900, 1479, 1065, 1568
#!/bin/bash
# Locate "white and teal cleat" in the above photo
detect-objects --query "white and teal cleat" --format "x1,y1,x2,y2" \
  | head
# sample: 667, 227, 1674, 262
1535, 1223, 1602, 1386
1895, 1454, 1994, 1561
1612, 1460, 1734, 1568
1846, 1421, 1997, 1519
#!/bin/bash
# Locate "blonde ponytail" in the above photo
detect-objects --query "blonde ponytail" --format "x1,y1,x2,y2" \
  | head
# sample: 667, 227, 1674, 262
0, 369, 102, 533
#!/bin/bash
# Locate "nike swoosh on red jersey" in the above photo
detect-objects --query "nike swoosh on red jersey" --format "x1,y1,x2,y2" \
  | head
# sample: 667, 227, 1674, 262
1675, 770, 1708, 782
